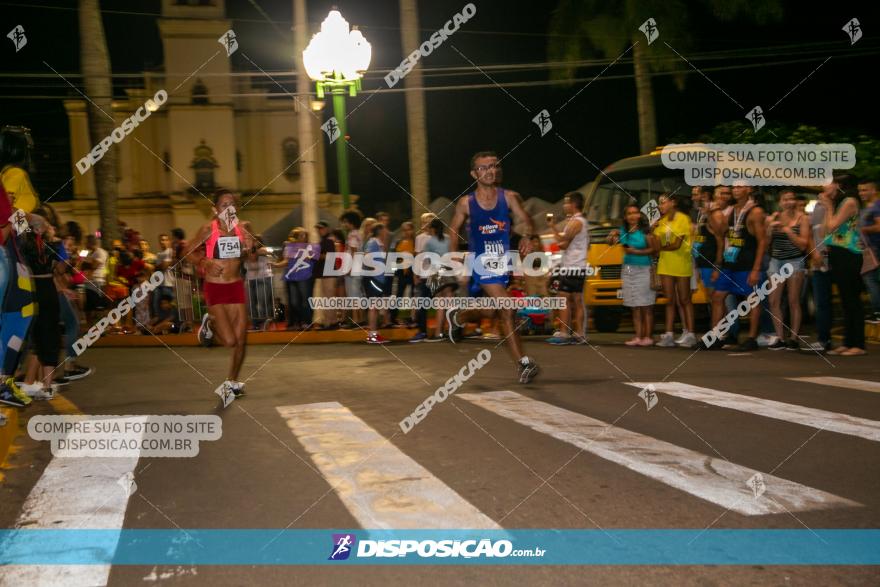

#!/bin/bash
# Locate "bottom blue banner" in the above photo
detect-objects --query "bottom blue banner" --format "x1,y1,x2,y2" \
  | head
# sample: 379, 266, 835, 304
1, 529, 878, 565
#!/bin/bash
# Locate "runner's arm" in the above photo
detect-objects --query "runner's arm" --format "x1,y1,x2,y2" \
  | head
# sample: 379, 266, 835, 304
448, 198, 468, 253
749, 208, 767, 278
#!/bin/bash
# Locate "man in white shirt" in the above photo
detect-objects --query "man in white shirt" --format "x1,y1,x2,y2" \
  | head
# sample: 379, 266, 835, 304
546, 191, 589, 345
85, 234, 108, 287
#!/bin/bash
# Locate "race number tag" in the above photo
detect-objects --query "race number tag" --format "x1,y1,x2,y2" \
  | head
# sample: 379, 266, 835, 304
479, 241, 506, 276
217, 236, 241, 259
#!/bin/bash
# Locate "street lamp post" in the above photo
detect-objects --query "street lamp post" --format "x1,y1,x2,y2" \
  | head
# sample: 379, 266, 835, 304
302, 10, 371, 211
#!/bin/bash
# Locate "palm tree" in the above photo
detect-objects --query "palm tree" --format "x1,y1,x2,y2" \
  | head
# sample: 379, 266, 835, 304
78, 0, 119, 245
398, 0, 431, 219
548, 0, 782, 154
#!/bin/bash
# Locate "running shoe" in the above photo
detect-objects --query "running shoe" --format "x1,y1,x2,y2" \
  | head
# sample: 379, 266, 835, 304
736, 337, 759, 352
801, 340, 828, 352
657, 332, 676, 348
198, 313, 214, 347
784, 338, 799, 350
624, 337, 641, 346
756, 333, 777, 348
64, 364, 93, 380
408, 332, 427, 343
53, 376, 71, 386
768, 339, 786, 351
215, 381, 236, 408
18, 382, 55, 401
366, 333, 389, 344
545, 330, 569, 345
425, 334, 446, 343
4, 378, 31, 406
517, 357, 540, 384
677, 332, 697, 348
480, 332, 501, 340
721, 338, 740, 351
547, 333, 572, 345
446, 310, 463, 344
0, 384, 26, 408
571, 335, 588, 345
638, 337, 655, 347
673, 329, 691, 345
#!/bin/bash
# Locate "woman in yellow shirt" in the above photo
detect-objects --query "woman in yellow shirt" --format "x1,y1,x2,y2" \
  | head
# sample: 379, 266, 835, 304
652, 193, 696, 347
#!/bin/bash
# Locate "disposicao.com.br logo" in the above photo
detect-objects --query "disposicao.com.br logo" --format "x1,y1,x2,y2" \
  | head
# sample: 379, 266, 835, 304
327, 533, 544, 560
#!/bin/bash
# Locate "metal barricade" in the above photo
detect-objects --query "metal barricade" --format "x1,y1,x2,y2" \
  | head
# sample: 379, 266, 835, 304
246, 276, 275, 330
170, 265, 203, 332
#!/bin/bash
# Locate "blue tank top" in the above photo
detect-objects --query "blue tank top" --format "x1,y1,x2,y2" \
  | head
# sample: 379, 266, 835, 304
468, 188, 510, 259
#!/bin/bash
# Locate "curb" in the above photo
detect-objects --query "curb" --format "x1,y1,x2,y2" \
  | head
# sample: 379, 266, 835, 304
0, 406, 20, 467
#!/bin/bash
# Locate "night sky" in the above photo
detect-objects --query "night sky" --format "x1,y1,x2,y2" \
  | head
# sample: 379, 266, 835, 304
1, 0, 877, 219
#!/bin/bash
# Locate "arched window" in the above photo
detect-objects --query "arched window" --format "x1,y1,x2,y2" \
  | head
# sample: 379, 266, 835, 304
190, 140, 218, 193
192, 79, 208, 105
283, 137, 300, 180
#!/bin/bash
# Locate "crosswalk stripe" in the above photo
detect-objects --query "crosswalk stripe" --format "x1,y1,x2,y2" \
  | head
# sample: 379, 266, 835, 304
626, 382, 880, 443
788, 377, 880, 394
0, 416, 145, 586
277, 402, 499, 529
459, 391, 860, 516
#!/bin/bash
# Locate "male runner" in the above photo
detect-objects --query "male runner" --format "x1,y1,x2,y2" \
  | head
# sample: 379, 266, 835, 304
188, 189, 256, 406
711, 183, 767, 351
448, 151, 539, 383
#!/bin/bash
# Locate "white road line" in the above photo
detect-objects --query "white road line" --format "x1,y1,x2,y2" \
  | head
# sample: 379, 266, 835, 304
788, 377, 880, 394
459, 391, 859, 516
0, 417, 146, 587
277, 402, 499, 529
627, 382, 880, 443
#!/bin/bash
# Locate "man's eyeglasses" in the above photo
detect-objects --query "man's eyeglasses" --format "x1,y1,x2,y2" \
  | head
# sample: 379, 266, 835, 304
474, 163, 501, 172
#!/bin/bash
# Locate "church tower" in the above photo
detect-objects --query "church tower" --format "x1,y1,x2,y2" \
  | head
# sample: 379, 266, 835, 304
158, 0, 237, 194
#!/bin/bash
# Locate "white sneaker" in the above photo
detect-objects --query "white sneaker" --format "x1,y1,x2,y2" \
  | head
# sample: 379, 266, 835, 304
19, 382, 55, 400
657, 332, 676, 347
756, 333, 777, 347
674, 329, 691, 345
677, 332, 697, 347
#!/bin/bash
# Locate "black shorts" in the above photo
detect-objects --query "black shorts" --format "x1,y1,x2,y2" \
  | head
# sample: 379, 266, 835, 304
556, 274, 585, 294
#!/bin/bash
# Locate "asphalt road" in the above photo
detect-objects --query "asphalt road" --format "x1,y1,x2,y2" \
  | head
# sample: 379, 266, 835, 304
1, 335, 879, 586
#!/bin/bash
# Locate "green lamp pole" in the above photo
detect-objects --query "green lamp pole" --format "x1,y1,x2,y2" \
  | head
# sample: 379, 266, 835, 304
315, 74, 361, 211
303, 10, 371, 213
